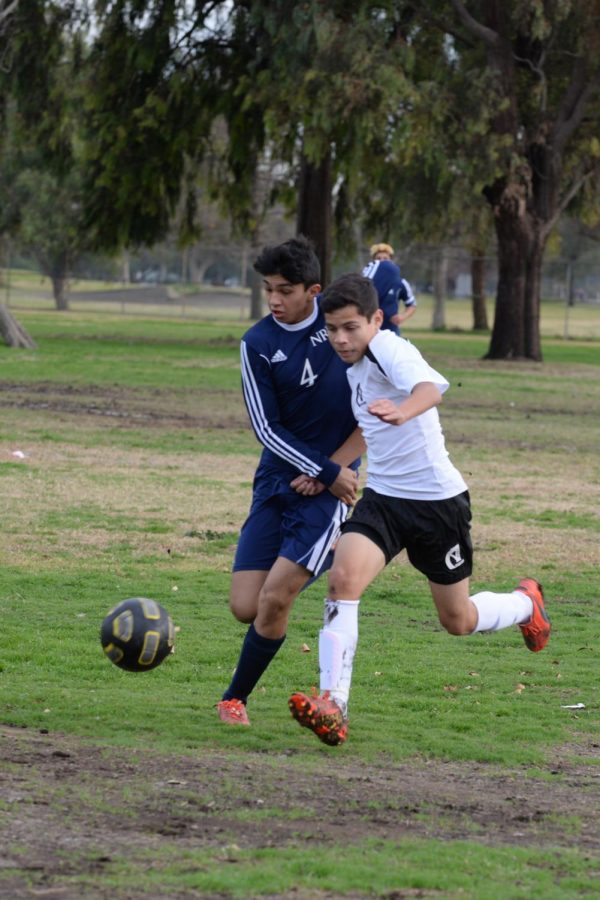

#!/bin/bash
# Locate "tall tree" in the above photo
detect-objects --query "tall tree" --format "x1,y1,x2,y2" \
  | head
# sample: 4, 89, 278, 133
82, 1, 407, 289
0, 0, 95, 309
82, 0, 275, 308
337, 2, 600, 357
239, 1, 409, 285
435, 0, 600, 359
0, 0, 34, 344
16, 167, 88, 309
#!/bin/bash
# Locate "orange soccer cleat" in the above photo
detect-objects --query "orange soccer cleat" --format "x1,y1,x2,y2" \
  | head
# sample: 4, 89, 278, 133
217, 698, 250, 725
517, 578, 551, 652
288, 689, 348, 746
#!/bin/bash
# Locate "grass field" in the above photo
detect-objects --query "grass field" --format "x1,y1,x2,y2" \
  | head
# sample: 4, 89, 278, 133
1, 305, 599, 898
3, 267, 600, 339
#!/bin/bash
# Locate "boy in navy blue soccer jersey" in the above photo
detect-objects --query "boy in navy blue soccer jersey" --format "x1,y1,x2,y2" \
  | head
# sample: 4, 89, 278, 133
216, 237, 365, 726
288, 273, 550, 746
363, 242, 417, 334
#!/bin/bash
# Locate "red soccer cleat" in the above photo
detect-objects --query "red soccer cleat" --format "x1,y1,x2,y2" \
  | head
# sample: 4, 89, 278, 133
517, 578, 551, 652
217, 699, 250, 725
288, 689, 348, 746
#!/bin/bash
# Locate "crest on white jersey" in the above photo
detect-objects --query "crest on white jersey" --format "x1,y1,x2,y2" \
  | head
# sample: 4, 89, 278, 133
270, 349, 288, 363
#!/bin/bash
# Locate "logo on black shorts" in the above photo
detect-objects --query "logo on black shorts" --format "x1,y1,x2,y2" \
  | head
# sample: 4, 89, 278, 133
445, 543, 464, 570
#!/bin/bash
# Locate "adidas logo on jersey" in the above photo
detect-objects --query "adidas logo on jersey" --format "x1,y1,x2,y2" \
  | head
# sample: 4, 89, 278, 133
270, 350, 288, 363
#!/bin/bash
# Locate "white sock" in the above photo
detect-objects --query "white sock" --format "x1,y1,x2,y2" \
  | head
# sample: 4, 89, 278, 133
471, 590, 533, 633
319, 599, 359, 716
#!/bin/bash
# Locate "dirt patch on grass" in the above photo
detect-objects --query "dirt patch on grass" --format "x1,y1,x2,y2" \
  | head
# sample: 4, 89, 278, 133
1, 724, 599, 899
0, 380, 248, 430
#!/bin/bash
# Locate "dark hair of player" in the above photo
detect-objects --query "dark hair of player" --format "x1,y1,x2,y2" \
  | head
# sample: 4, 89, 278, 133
253, 235, 321, 287
320, 273, 379, 319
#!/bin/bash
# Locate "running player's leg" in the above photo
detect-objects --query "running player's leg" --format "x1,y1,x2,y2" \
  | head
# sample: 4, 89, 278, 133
410, 493, 549, 648
219, 489, 285, 724
320, 531, 386, 711
229, 486, 282, 623
229, 570, 269, 623
429, 577, 549, 650
219, 559, 310, 724
428, 578, 478, 634
327, 531, 387, 601
254, 557, 314, 638
220, 489, 347, 724
289, 531, 386, 744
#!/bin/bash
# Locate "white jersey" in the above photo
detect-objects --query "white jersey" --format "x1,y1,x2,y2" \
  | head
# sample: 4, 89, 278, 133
347, 329, 468, 500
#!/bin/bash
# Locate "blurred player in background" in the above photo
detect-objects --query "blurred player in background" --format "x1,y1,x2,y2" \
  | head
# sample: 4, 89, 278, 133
217, 237, 364, 726
289, 273, 550, 746
363, 242, 417, 335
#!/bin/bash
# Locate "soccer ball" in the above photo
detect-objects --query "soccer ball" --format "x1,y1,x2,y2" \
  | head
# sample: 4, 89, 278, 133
100, 597, 175, 672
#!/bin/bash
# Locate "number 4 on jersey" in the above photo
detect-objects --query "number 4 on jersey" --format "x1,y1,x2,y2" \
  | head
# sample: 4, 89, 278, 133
300, 358, 318, 387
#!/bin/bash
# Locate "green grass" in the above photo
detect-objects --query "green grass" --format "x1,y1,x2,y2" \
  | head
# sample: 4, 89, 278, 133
1, 311, 598, 758
3, 838, 597, 898
4, 563, 597, 765
65, 839, 600, 898
1, 307, 599, 897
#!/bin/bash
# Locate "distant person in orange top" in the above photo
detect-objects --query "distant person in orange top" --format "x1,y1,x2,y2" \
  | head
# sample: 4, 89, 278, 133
363, 242, 417, 335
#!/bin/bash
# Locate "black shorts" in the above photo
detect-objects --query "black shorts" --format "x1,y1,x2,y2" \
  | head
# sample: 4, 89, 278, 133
342, 487, 473, 585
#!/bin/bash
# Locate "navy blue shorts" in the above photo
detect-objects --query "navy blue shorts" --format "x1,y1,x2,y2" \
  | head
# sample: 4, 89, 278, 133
342, 488, 473, 585
233, 473, 349, 577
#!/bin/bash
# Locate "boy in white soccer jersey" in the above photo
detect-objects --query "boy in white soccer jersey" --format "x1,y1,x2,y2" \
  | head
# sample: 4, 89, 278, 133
288, 273, 550, 746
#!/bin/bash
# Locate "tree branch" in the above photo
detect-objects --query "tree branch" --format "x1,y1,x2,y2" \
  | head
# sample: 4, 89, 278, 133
552, 59, 600, 154
0, 0, 19, 31
540, 168, 595, 242
447, 0, 501, 49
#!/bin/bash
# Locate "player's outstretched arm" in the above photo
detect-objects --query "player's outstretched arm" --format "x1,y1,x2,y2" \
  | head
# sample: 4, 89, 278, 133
330, 426, 366, 467
368, 382, 442, 426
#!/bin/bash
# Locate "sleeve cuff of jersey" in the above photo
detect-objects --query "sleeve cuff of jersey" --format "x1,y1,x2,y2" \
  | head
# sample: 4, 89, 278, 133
317, 460, 341, 487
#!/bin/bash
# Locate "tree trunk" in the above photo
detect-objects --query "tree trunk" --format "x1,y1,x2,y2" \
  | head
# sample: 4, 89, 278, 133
296, 149, 332, 287
180, 246, 189, 283
524, 241, 543, 360
471, 252, 488, 330
189, 253, 210, 285
485, 182, 543, 361
52, 275, 69, 310
240, 242, 249, 288
249, 266, 263, 320
431, 246, 448, 330
0, 305, 37, 348
249, 229, 264, 320
121, 249, 131, 284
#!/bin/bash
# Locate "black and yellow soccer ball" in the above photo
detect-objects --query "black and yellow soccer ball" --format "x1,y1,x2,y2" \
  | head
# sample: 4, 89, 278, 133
100, 597, 175, 672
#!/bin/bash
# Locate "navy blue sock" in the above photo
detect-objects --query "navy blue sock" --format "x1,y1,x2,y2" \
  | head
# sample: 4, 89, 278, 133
222, 624, 286, 705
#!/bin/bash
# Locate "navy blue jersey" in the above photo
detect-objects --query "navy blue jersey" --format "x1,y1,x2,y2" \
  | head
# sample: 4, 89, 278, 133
362, 259, 416, 334
240, 298, 359, 487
